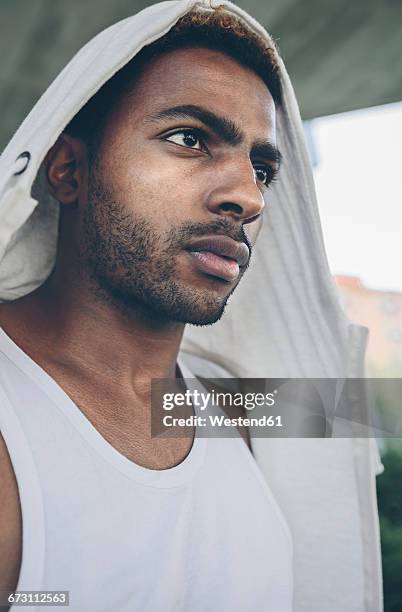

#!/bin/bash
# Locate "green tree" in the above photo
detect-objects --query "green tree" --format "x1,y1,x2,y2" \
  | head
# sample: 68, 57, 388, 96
377, 448, 402, 612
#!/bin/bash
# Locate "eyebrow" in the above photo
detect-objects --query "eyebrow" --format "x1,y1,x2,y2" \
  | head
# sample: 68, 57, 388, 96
146, 104, 282, 166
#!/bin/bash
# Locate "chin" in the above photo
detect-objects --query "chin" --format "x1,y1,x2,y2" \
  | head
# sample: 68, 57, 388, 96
160, 294, 229, 326
177, 306, 227, 326
99, 271, 233, 325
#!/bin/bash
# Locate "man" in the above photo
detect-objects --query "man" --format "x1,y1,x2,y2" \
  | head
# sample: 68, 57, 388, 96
0, 1, 383, 611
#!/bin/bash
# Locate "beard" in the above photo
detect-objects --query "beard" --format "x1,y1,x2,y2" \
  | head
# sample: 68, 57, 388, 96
79, 161, 250, 326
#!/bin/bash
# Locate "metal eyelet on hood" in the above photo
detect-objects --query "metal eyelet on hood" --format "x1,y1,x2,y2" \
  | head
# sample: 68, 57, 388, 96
13, 151, 31, 176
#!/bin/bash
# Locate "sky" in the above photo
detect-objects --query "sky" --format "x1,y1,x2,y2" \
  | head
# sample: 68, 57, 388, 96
310, 101, 402, 293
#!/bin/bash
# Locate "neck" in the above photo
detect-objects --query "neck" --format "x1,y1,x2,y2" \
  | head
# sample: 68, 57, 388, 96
0, 263, 185, 391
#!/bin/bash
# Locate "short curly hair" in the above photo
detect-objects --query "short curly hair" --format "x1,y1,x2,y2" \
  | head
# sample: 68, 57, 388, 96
65, 6, 282, 158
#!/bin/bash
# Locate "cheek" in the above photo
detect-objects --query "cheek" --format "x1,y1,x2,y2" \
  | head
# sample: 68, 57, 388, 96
108, 149, 201, 222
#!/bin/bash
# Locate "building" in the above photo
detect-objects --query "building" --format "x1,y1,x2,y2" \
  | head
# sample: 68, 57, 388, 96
335, 275, 402, 376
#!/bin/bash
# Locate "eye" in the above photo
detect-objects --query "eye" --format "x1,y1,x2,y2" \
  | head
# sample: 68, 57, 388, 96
165, 129, 207, 152
253, 164, 278, 187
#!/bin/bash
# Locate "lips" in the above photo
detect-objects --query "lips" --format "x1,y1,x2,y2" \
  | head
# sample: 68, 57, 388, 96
185, 235, 250, 282
185, 236, 250, 267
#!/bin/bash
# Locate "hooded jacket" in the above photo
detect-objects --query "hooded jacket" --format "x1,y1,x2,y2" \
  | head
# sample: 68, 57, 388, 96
0, 0, 383, 610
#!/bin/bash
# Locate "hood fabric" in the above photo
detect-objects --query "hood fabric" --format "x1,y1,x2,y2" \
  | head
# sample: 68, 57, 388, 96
0, 0, 383, 609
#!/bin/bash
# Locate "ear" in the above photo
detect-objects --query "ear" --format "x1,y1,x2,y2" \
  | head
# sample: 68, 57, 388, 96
45, 133, 87, 205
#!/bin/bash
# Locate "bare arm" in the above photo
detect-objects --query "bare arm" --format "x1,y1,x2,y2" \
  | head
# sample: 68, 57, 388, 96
0, 432, 22, 601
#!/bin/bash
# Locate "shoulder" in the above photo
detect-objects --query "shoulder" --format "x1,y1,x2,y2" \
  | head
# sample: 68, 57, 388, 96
178, 352, 252, 450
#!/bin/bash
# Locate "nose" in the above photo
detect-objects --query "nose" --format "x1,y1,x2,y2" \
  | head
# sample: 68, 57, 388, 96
205, 158, 265, 224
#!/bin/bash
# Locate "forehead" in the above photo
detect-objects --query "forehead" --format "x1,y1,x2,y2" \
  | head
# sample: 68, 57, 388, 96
117, 47, 276, 140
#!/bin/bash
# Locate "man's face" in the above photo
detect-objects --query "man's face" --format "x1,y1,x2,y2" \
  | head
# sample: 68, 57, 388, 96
80, 46, 278, 325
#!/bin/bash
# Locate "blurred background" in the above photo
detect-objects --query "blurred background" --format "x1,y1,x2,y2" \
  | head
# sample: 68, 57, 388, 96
1, 0, 401, 608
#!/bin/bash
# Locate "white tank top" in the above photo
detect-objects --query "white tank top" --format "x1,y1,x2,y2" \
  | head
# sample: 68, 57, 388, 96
0, 327, 293, 612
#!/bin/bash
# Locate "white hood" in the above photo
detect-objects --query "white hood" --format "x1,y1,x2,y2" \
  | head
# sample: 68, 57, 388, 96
0, 0, 383, 609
